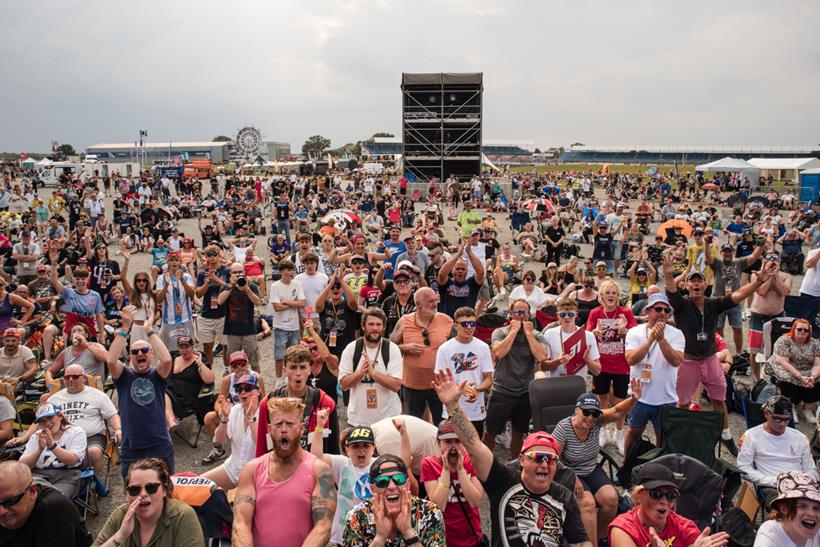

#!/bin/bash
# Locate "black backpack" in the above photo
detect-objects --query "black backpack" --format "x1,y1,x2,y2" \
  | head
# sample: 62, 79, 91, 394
342, 337, 392, 407
616, 435, 655, 488
716, 507, 755, 547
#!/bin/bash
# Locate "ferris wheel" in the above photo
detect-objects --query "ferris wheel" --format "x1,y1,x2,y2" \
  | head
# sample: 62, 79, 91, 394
234, 126, 264, 156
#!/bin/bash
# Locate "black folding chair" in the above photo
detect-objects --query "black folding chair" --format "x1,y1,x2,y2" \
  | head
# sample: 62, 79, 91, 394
528, 375, 586, 433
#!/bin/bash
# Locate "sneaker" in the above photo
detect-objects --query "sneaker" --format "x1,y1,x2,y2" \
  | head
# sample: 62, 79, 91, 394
720, 437, 739, 457
200, 446, 226, 466
214, 344, 224, 357
803, 407, 817, 425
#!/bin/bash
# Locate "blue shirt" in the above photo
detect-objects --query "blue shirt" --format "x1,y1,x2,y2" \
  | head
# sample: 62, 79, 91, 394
726, 222, 747, 234
382, 240, 406, 280
115, 367, 170, 450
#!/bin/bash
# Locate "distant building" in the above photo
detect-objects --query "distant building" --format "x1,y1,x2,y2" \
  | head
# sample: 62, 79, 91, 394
561, 145, 820, 164
361, 137, 535, 165
86, 141, 231, 164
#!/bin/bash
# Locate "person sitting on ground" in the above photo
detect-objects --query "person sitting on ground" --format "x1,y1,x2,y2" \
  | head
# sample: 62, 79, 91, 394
0, 460, 92, 547
92, 457, 205, 547
609, 461, 730, 547
754, 470, 820, 547
737, 395, 818, 506
19, 403, 86, 498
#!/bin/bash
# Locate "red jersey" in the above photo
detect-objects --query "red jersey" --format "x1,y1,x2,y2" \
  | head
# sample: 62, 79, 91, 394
420, 455, 483, 547
609, 507, 700, 547
586, 305, 636, 375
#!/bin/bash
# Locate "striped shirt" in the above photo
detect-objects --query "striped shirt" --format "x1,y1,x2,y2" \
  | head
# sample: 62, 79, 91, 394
552, 416, 601, 477
156, 272, 194, 325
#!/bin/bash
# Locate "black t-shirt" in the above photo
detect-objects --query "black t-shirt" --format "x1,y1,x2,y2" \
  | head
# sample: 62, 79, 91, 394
381, 293, 416, 337
546, 226, 566, 245
319, 299, 359, 360
481, 237, 500, 260
438, 277, 481, 318
219, 283, 259, 335
666, 291, 736, 359
484, 459, 587, 547
0, 484, 91, 547
196, 266, 231, 319
90, 259, 120, 295
593, 233, 613, 260
276, 201, 290, 220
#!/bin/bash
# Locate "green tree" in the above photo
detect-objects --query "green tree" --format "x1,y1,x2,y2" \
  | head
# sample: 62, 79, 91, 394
371, 132, 394, 139
301, 135, 331, 159
212, 135, 232, 142
56, 143, 76, 156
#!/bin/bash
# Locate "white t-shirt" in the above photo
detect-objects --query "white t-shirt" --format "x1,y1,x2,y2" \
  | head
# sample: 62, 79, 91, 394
371, 415, 438, 476
736, 424, 817, 487
49, 387, 117, 437
509, 285, 550, 314
542, 325, 600, 378
460, 242, 486, 279
294, 271, 329, 318
435, 337, 494, 421
329, 455, 373, 544
23, 425, 86, 469
624, 323, 685, 406
754, 519, 820, 547
800, 248, 820, 297
268, 279, 305, 331
338, 340, 403, 426
223, 404, 259, 484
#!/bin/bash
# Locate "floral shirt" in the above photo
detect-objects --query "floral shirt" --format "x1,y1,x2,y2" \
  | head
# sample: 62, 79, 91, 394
766, 336, 820, 385
342, 495, 445, 547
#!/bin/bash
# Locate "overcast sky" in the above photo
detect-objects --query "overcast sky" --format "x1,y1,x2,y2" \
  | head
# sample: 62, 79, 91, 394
2, 1, 819, 153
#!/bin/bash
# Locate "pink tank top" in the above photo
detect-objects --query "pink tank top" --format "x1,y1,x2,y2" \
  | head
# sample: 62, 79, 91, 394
252, 451, 316, 546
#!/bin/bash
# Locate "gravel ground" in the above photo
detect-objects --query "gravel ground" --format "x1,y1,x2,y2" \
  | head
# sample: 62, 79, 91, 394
34, 179, 809, 539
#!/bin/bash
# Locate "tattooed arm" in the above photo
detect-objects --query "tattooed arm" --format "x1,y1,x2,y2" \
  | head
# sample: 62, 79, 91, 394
431, 369, 494, 482
302, 458, 337, 547
232, 459, 260, 547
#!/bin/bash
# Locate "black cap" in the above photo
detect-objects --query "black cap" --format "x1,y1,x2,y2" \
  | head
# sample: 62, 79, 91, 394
686, 271, 705, 281
370, 454, 407, 481
345, 426, 375, 445
763, 395, 793, 416
633, 462, 680, 491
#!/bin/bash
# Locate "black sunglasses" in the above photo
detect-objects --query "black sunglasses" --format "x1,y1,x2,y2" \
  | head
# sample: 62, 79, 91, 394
458, 320, 477, 328
130, 347, 150, 355
373, 472, 408, 488
796, 327, 810, 333
126, 482, 162, 497
0, 482, 32, 508
206, 251, 219, 257
648, 489, 680, 502
581, 408, 601, 418
422, 328, 430, 346
235, 384, 257, 393
558, 311, 576, 318
651, 306, 671, 314
770, 415, 791, 424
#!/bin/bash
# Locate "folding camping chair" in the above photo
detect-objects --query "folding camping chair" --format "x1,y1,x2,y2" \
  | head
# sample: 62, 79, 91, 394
172, 383, 216, 449
529, 375, 586, 433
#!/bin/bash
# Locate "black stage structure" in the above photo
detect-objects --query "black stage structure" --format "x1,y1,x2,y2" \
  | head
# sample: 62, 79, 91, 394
401, 72, 483, 182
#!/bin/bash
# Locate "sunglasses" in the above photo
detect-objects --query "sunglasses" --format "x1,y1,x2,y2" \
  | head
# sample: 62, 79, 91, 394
130, 347, 150, 355
459, 321, 477, 328
522, 451, 558, 465
235, 384, 257, 393
126, 482, 162, 497
373, 472, 408, 488
351, 260, 365, 265
766, 255, 780, 261
394, 279, 411, 286
230, 361, 248, 369
206, 252, 219, 257
647, 489, 680, 502
64, 374, 84, 380
511, 310, 529, 317
770, 415, 791, 424
558, 311, 576, 319
422, 328, 430, 346
651, 306, 671, 314
136, 278, 149, 283
0, 483, 32, 508
524, 278, 535, 282
796, 327, 810, 333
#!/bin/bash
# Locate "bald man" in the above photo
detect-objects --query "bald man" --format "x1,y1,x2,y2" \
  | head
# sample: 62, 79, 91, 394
0, 460, 91, 546
391, 287, 454, 423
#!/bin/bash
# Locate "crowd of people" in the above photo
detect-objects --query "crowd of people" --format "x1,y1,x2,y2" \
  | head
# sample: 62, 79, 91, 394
0, 162, 818, 546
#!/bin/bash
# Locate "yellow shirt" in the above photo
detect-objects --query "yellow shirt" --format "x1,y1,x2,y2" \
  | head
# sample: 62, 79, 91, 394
686, 244, 718, 285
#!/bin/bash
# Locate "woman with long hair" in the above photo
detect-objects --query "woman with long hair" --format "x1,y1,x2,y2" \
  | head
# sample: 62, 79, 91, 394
120, 249, 157, 345
570, 277, 601, 327
93, 458, 205, 547
766, 318, 820, 423
178, 237, 200, 276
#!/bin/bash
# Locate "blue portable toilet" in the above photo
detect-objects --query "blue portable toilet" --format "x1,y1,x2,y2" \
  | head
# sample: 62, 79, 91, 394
799, 168, 820, 204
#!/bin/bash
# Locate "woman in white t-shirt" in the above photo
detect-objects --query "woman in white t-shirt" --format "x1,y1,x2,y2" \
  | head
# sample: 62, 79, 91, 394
755, 470, 820, 547
508, 270, 553, 316
434, 307, 493, 435
202, 374, 261, 490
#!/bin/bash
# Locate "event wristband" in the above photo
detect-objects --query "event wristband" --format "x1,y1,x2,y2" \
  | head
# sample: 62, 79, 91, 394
49, 443, 57, 450
146, 329, 156, 337
437, 481, 449, 490
115, 330, 129, 339
315, 427, 324, 434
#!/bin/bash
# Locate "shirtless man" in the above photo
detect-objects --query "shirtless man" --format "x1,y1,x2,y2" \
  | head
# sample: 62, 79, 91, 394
748, 251, 792, 380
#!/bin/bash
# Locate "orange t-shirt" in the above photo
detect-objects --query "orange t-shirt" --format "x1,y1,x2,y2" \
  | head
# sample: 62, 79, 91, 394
401, 313, 454, 390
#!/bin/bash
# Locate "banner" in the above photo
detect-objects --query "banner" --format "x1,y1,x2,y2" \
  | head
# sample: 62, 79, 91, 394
562, 328, 587, 376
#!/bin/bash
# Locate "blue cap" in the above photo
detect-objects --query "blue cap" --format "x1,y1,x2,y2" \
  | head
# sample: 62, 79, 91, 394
576, 393, 601, 411
35, 403, 62, 422
232, 374, 259, 390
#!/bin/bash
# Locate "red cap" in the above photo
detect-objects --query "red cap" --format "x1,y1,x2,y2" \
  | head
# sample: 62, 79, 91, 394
520, 431, 559, 455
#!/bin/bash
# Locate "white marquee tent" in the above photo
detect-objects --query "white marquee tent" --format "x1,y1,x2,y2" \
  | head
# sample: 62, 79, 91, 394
748, 158, 820, 183
696, 157, 761, 188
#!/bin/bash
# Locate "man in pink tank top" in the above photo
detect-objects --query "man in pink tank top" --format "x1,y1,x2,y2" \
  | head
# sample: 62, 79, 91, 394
233, 396, 337, 547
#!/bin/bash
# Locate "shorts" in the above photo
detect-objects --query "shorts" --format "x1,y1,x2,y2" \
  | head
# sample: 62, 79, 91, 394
676, 355, 726, 403
86, 433, 107, 453
197, 316, 226, 345
611, 241, 623, 261
227, 335, 259, 371
628, 401, 673, 432
478, 279, 491, 301
485, 390, 531, 436
274, 328, 300, 361
717, 304, 743, 330
579, 464, 613, 494
592, 372, 630, 399
120, 441, 175, 481
748, 311, 783, 353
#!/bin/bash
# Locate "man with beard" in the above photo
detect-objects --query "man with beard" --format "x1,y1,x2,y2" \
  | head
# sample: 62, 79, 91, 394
339, 308, 403, 427
105, 305, 174, 480
663, 251, 774, 457
233, 397, 337, 547
381, 269, 416, 336
344, 455, 445, 546
254, 346, 336, 456
431, 369, 590, 547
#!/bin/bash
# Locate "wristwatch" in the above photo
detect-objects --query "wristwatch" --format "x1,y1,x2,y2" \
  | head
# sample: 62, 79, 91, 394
404, 537, 420, 545
48, 442, 57, 450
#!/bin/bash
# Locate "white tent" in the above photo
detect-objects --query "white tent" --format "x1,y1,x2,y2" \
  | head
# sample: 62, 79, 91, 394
696, 157, 761, 188
35, 157, 52, 166
748, 158, 820, 183
20, 157, 36, 168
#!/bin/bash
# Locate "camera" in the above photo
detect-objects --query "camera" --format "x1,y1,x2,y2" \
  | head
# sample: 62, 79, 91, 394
237, 276, 247, 287
756, 236, 766, 246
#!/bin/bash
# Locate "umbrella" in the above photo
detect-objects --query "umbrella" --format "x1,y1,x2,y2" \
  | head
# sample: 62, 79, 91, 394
748, 195, 770, 207
321, 209, 361, 231
657, 219, 692, 239
702, 183, 718, 190
523, 198, 554, 212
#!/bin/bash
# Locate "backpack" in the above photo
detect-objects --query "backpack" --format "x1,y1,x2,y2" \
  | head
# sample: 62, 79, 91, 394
751, 377, 777, 403
342, 337, 392, 407
715, 507, 755, 547
616, 435, 655, 488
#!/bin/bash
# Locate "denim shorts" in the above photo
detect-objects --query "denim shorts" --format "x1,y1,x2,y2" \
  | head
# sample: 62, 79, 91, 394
717, 304, 743, 329
628, 401, 673, 432
274, 328, 300, 360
